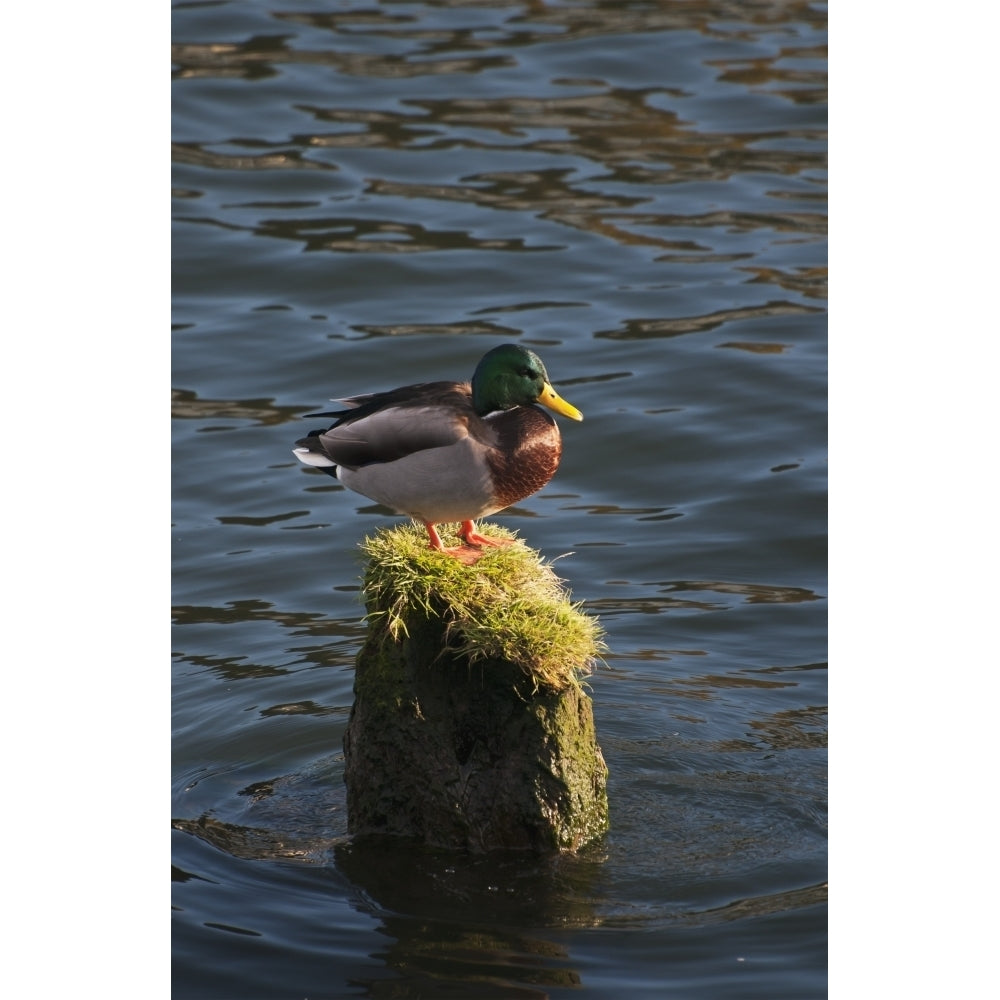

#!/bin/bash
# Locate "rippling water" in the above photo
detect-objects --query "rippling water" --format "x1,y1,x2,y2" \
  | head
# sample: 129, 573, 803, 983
172, 1, 827, 996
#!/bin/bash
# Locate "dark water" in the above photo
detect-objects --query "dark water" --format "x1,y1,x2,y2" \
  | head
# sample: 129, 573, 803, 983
172, 1, 827, 996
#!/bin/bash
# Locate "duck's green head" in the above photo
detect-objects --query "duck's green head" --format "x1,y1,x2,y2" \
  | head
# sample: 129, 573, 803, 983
471, 344, 583, 421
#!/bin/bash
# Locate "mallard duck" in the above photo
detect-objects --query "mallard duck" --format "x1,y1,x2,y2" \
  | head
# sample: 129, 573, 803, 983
292, 343, 583, 555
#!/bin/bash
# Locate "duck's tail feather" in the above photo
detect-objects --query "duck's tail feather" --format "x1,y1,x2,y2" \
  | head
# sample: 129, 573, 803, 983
293, 442, 339, 479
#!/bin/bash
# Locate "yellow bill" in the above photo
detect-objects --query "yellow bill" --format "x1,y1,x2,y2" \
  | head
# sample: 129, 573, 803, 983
538, 382, 584, 421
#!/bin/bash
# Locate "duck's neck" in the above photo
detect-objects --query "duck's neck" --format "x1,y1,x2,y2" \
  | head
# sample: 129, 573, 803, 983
471, 378, 525, 416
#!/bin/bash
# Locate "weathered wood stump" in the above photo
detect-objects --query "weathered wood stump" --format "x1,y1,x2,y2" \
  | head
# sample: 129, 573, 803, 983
343, 523, 609, 853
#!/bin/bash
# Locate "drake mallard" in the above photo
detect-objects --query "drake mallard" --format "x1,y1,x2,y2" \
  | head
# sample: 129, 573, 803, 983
292, 343, 583, 556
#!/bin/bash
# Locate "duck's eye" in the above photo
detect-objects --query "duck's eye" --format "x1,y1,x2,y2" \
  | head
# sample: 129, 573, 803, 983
518, 368, 533, 378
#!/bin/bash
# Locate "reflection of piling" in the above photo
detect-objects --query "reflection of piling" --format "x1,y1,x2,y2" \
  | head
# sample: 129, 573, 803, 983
343, 523, 609, 853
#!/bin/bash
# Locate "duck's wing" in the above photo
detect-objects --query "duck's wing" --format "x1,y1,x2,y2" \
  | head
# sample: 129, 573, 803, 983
303, 393, 374, 420
299, 381, 479, 469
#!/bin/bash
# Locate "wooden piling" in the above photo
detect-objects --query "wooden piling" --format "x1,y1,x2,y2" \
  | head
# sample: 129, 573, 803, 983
343, 523, 609, 853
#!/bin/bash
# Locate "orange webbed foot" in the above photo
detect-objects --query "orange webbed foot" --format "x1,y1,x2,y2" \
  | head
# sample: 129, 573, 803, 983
459, 520, 506, 547
423, 522, 513, 563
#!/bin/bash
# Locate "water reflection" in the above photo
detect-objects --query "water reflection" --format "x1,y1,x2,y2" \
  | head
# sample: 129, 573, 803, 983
173, 814, 338, 863
335, 838, 603, 996
173, 0, 826, 289
678, 881, 827, 926
675, 579, 821, 603
253, 212, 553, 253
356, 920, 579, 998
708, 51, 827, 104
742, 263, 828, 299
595, 300, 823, 339
171, 140, 327, 171
350, 319, 521, 338
173, 31, 516, 83
713, 703, 827, 751
174, 814, 605, 994
587, 578, 821, 618
171, 387, 302, 426
718, 340, 790, 354
171, 600, 365, 679
172, 597, 360, 630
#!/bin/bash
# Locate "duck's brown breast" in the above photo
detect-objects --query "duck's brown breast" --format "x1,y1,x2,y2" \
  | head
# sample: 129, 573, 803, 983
484, 406, 563, 509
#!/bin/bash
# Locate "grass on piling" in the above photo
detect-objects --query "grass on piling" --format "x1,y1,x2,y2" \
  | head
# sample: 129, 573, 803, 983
360, 522, 605, 690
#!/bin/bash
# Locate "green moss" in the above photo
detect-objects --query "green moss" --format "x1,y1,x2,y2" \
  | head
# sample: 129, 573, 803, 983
359, 522, 605, 691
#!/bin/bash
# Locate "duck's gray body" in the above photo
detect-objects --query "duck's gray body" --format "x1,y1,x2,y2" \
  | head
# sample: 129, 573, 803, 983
293, 382, 562, 524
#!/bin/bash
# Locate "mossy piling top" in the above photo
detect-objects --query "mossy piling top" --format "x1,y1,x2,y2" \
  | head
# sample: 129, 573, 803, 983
359, 522, 604, 691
